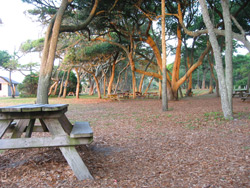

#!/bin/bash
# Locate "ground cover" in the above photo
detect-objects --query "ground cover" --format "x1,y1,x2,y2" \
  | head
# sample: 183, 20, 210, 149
0, 94, 249, 187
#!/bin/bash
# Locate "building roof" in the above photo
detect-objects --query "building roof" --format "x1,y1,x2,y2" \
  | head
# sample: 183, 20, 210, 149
0, 76, 19, 84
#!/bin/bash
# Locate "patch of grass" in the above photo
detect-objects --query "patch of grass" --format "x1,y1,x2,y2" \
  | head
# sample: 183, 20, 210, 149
135, 124, 142, 129
166, 114, 172, 118
185, 123, 196, 130
242, 146, 250, 150
204, 111, 224, 120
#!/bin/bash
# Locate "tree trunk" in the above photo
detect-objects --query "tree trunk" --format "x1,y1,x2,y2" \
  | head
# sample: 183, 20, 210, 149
161, 0, 168, 110
62, 68, 71, 98
199, 0, 233, 119
186, 56, 193, 96
202, 67, 208, 89
103, 71, 106, 96
247, 72, 250, 92
8, 71, 15, 98
48, 81, 57, 96
171, 24, 182, 100
52, 81, 59, 95
115, 62, 129, 93
209, 71, 213, 94
36, 0, 69, 104
93, 75, 102, 99
75, 67, 81, 99
58, 71, 65, 98
89, 78, 94, 96
221, 0, 233, 111
107, 53, 118, 94
144, 77, 154, 95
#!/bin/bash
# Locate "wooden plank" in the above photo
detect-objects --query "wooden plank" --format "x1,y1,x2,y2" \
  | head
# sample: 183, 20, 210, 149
42, 119, 67, 136
43, 118, 93, 180
0, 136, 92, 150
39, 119, 49, 132
42, 104, 68, 112
59, 147, 93, 180
0, 104, 68, 113
0, 119, 13, 138
11, 119, 30, 138
58, 114, 73, 134
0, 110, 66, 120
25, 119, 36, 138
70, 122, 93, 138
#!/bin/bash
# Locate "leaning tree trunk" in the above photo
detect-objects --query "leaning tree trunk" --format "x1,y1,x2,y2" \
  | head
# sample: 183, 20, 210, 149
36, 0, 69, 104
58, 71, 66, 98
171, 24, 182, 100
107, 54, 118, 94
75, 67, 81, 99
199, 0, 233, 119
62, 68, 71, 98
186, 56, 193, 96
8, 70, 15, 98
93, 75, 102, 99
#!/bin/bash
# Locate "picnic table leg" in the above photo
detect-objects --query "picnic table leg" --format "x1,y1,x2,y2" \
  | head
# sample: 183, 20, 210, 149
25, 119, 36, 138
11, 119, 30, 138
39, 119, 49, 132
42, 118, 93, 180
0, 120, 13, 138
59, 146, 93, 180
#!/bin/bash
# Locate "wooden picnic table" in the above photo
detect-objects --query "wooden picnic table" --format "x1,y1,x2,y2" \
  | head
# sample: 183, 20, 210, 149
0, 104, 93, 180
241, 93, 250, 101
67, 92, 75, 96
145, 92, 159, 99
232, 89, 247, 97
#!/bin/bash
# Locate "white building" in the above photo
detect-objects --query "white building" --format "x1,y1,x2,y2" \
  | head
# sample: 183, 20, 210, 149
0, 76, 19, 97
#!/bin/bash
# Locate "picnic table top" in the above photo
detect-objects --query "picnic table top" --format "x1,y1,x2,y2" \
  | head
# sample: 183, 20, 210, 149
0, 104, 68, 113
233, 89, 247, 92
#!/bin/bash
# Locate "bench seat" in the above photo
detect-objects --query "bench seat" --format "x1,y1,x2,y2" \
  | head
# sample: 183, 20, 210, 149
70, 121, 93, 138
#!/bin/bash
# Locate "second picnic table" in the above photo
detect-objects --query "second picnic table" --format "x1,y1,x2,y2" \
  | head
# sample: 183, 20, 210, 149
0, 104, 93, 180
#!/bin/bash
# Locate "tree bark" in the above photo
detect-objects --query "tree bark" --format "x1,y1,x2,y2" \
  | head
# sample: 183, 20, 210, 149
58, 71, 65, 98
75, 67, 81, 99
199, 0, 233, 119
37, 0, 69, 104
161, 0, 168, 110
107, 53, 118, 94
221, 0, 233, 111
36, 0, 99, 104
62, 68, 71, 98
115, 62, 129, 93
8, 71, 15, 98
93, 75, 101, 99
202, 66, 208, 89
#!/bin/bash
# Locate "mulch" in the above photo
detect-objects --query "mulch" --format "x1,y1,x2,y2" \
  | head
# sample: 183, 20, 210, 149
0, 94, 249, 187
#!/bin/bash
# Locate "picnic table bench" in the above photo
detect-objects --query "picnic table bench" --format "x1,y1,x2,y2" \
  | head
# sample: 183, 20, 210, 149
0, 104, 93, 180
145, 92, 159, 98
67, 92, 75, 96
107, 94, 119, 100
117, 92, 130, 99
232, 89, 247, 97
241, 93, 250, 101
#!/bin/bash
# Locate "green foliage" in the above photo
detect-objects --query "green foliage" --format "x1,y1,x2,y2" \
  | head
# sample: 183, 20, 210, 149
58, 70, 78, 93
233, 54, 250, 87
18, 73, 39, 96
20, 38, 44, 53
0, 50, 11, 67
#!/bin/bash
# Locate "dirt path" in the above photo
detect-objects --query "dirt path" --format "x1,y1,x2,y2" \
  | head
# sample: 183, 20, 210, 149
0, 95, 249, 187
